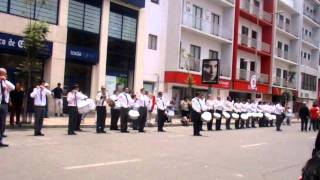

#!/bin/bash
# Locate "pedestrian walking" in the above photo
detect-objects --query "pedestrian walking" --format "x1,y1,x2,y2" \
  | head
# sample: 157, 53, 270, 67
52, 83, 63, 117
30, 80, 51, 136
0, 68, 15, 147
310, 103, 319, 132
95, 86, 108, 134
156, 92, 166, 132
109, 90, 121, 130
66, 84, 87, 135
9, 82, 24, 127
299, 102, 310, 132
118, 87, 133, 133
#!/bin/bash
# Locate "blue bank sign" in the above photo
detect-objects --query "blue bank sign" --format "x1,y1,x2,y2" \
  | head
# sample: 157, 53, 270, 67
120, 0, 145, 8
66, 45, 99, 64
0, 32, 52, 57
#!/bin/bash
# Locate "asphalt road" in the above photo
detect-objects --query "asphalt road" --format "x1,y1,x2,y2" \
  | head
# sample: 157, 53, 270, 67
0, 124, 317, 180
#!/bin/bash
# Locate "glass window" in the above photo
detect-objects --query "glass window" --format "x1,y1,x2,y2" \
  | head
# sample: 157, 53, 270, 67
277, 41, 282, 49
250, 61, 255, 72
283, 70, 287, 79
0, 0, 8, 12
284, 44, 289, 52
240, 58, 247, 70
276, 68, 281, 77
192, 5, 202, 30
209, 50, 218, 59
68, 0, 101, 34
122, 16, 137, 42
109, 12, 122, 39
108, 12, 137, 42
148, 34, 157, 50
190, 45, 201, 59
10, 0, 35, 18
241, 26, 249, 35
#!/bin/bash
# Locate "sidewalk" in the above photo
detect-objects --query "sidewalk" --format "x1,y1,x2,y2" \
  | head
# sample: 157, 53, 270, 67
6, 114, 300, 129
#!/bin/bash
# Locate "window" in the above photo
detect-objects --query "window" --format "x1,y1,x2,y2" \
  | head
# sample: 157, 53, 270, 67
68, 0, 102, 34
108, 12, 137, 42
148, 34, 157, 50
241, 26, 249, 35
192, 5, 202, 30
278, 14, 284, 22
307, 53, 311, 60
302, 73, 317, 91
276, 68, 281, 77
285, 18, 290, 25
190, 45, 201, 60
240, 58, 247, 70
250, 61, 255, 72
304, 52, 307, 59
277, 41, 282, 49
1, 0, 59, 24
212, 13, 220, 35
151, 0, 159, 4
284, 44, 289, 52
283, 70, 288, 80
209, 50, 218, 59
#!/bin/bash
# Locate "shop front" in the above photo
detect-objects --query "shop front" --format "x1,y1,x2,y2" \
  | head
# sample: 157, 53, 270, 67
231, 80, 271, 102
0, 32, 52, 86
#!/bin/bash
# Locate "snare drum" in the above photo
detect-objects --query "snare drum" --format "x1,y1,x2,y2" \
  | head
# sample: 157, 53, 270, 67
78, 99, 96, 114
166, 110, 175, 117
128, 109, 140, 120
264, 113, 271, 120
271, 115, 277, 121
240, 113, 249, 120
232, 113, 239, 119
222, 111, 231, 119
257, 112, 264, 118
213, 113, 222, 119
201, 112, 212, 122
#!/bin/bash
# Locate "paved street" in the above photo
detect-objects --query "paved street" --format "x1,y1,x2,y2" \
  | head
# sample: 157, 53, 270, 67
0, 124, 317, 180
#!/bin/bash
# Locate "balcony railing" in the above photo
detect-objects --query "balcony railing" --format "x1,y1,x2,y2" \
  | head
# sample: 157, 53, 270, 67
303, 34, 320, 47
303, 7, 320, 25
226, 0, 234, 4
240, 1, 272, 23
179, 57, 201, 72
273, 76, 297, 89
276, 19, 298, 37
237, 69, 269, 84
238, 34, 271, 53
182, 12, 231, 40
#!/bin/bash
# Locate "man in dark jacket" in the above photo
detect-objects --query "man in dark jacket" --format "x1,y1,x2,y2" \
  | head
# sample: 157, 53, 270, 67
9, 83, 24, 127
299, 102, 310, 132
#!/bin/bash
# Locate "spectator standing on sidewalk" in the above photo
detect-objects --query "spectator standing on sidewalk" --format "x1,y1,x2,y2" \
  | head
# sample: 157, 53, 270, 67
299, 102, 310, 132
44, 83, 50, 118
309, 103, 319, 132
52, 83, 63, 117
9, 82, 24, 127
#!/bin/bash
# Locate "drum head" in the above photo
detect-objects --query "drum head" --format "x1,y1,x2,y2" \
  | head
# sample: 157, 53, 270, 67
129, 110, 140, 120
223, 112, 230, 119
214, 113, 221, 119
201, 112, 212, 122
241, 113, 248, 120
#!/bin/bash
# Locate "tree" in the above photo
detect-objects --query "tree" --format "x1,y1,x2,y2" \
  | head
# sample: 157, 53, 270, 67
180, 49, 195, 97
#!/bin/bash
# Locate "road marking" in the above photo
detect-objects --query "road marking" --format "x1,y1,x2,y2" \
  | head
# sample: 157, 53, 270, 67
64, 159, 142, 170
241, 142, 267, 148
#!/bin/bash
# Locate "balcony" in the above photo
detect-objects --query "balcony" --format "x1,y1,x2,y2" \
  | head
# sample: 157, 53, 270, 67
238, 34, 271, 53
275, 48, 297, 63
240, 0, 272, 23
237, 69, 269, 84
302, 34, 320, 48
182, 12, 232, 41
276, 19, 298, 37
226, 0, 234, 3
179, 57, 201, 72
303, 7, 320, 25
273, 76, 297, 89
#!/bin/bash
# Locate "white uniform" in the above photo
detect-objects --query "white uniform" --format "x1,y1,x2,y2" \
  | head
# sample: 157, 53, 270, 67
110, 94, 121, 109
191, 97, 206, 113
224, 100, 234, 112
67, 91, 87, 107
206, 99, 215, 111
30, 87, 51, 106
156, 97, 166, 111
96, 91, 109, 107
233, 102, 242, 113
0, 80, 15, 103
118, 92, 133, 108
214, 99, 224, 111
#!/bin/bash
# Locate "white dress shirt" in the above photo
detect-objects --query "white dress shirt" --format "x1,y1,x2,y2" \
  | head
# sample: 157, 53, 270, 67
206, 99, 215, 111
30, 87, 52, 106
0, 80, 15, 104
67, 91, 88, 107
156, 97, 166, 110
110, 94, 121, 109
214, 99, 224, 111
137, 94, 150, 108
274, 103, 284, 115
118, 92, 133, 108
241, 103, 247, 112
233, 103, 242, 113
96, 91, 109, 107
191, 97, 206, 113
224, 100, 234, 112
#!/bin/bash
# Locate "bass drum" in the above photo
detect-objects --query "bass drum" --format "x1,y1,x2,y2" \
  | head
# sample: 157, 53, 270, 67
128, 109, 140, 120
78, 99, 96, 114
201, 112, 212, 122
240, 113, 249, 120
213, 112, 222, 119
222, 111, 231, 119
232, 113, 239, 119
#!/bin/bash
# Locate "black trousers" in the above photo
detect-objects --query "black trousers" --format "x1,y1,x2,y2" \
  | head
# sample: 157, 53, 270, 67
96, 106, 106, 132
240, 113, 245, 129
34, 106, 45, 133
246, 117, 251, 128
120, 108, 129, 132
110, 108, 120, 130
276, 114, 283, 131
75, 113, 82, 130
226, 111, 232, 129
251, 117, 256, 128
215, 110, 222, 130
10, 104, 22, 125
68, 106, 78, 133
138, 107, 147, 132
235, 113, 240, 129
207, 110, 214, 130
310, 120, 317, 131
301, 117, 309, 131
191, 110, 201, 135
157, 109, 165, 131
0, 103, 8, 143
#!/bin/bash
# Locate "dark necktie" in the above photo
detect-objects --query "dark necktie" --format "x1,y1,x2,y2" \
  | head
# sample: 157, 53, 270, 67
0, 81, 6, 104
125, 94, 129, 106
40, 88, 43, 101
74, 92, 77, 106
197, 98, 202, 112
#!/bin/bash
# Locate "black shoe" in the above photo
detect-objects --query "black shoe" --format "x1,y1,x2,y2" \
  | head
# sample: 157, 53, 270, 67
276, 129, 282, 132
0, 143, 9, 147
121, 130, 130, 133
54, 113, 58, 117
158, 130, 166, 132
34, 132, 44, 136
139, 130, 145, 133
60, 114, 64, 117
194, 134, 202, 136
2, 135, 7, 138
75, 129, 83, 132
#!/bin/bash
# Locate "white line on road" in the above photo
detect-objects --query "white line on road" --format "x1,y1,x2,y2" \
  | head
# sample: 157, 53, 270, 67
241, 142, 267, 148
64, 159, 142, 170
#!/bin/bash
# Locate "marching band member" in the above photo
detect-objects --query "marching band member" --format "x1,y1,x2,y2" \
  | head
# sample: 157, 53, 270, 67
95, 86, 108, 134
118, 87, 134, 133
205, 95, 215, 131
214, 96, 224, 131
224, 97, 233, 130
67, 84, 87, 135
269, 103, 276, 127
245, 100, 252, 128
251, 101, 258, 128
30, 80, 51, 136
240, 100, 247, 129
275, 102, 285, 131
137, 88, 150, 133
233, 99, 242, 129
156, 92, 166, 132
257, 102, 264, 127
191, 92, 206, 136
109, 90, 121, 130
0, 68, 15, 147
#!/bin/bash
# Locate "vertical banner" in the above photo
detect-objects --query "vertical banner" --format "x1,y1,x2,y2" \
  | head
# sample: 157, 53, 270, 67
201, 59, 219, 84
